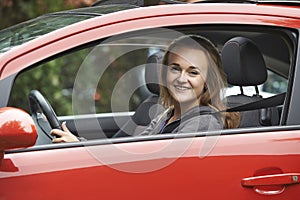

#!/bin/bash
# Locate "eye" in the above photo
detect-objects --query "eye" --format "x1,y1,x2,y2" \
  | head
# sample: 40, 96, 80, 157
168, 64, 180, 73
188, 68, 201, 76
189, 70, 200, 76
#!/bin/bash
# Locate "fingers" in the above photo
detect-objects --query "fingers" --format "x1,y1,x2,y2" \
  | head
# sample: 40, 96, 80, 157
52, 137, 65, 143
50, 122, 69, 137
50, 122, 80, 143
61, 121, 71, 133
50, 129, 64, 137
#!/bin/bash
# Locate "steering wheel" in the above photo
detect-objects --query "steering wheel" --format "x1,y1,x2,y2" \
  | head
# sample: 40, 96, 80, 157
29, 90, 62, 130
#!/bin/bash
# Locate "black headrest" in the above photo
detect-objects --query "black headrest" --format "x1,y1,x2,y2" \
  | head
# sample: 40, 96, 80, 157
221, 37, 267, 86
145, 50, 164, 95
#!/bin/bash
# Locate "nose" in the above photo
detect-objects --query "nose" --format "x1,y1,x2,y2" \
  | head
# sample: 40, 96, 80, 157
177, 71, 188, 83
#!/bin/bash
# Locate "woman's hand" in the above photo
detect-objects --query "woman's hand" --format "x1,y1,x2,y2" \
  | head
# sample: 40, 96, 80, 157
50, 122, 79, 143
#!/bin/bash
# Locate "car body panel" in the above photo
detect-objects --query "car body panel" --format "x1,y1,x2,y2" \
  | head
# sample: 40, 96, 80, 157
1, 130, 300, 199
0, 2, 300, 199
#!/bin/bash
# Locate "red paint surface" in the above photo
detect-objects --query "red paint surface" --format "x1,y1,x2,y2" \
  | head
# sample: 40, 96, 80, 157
0, 131, 299, 199
0, 107, 37, 150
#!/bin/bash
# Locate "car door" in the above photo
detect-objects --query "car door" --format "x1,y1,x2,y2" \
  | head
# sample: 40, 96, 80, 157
1, 129, 300, 199
1, 5, 300, 199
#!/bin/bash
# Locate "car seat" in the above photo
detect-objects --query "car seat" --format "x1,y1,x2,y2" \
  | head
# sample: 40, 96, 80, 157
113, 50, 165, 137
221, 36, 279, 127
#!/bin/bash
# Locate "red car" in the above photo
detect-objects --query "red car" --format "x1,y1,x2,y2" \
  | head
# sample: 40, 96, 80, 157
0, 0, 300, 199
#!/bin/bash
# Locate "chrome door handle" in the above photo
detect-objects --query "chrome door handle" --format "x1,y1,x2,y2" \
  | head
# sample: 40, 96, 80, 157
242, 173, 300, 195
242, 173, 300, 186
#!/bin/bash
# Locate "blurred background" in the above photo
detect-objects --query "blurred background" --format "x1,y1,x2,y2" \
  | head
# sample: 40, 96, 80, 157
0, 0, 99, 30
0, 0, 195, 30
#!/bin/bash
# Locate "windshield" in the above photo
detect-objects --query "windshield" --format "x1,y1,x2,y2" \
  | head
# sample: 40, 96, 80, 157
0, 5, 137, 54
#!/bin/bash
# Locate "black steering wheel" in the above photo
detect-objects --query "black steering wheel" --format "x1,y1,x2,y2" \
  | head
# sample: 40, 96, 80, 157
29, 90, 62, 131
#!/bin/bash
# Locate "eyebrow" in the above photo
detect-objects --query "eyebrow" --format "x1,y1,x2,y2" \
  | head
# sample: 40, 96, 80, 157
169, 63, 200, 69
188, 66, 201, 70
169, 63, 180, 67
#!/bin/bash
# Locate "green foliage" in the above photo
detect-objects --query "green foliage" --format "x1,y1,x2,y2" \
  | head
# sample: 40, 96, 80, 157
9, 48, 90, 115
0, 0, 95, 30
9, 44, 148, 116
3, 0, 150, 116
2, 0, 96, 115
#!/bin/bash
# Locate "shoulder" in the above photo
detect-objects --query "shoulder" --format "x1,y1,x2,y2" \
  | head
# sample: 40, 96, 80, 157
140, 108, 170, 135
176, 106, 223, 133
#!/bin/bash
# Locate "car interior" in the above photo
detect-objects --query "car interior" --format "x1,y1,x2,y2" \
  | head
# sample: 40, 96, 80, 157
6, 24, 295, 146
221, 36, 280, 127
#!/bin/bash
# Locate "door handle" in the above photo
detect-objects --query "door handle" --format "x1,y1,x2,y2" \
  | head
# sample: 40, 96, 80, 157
242, 173, 300, 186
242, 173, 300, 195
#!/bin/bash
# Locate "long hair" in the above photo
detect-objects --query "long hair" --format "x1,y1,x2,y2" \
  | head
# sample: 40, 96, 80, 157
159, 35, 240, 128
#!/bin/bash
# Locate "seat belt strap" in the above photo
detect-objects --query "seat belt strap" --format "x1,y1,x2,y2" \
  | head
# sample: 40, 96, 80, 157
160, 92, 286, 134
224, 92, 286, 112
160, 109, 215, 134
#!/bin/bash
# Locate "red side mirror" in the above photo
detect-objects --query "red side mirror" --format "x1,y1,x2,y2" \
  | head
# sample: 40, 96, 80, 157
0, 107, 37, 164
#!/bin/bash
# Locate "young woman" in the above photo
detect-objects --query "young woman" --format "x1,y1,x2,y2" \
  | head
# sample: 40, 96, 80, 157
140, 35, 239, 135
51, 35, 239, 142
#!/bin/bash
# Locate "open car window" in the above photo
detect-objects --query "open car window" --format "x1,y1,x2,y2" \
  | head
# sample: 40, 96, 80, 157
9, 43, 153, 116
7, 25, 296, 145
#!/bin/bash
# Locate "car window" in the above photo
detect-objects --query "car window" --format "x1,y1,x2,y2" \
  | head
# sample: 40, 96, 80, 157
262, 70, 288, 94
8, 33, 172, 116
226, 70, 288, 98
9, 45, 148, 116
8, 25, 295, 130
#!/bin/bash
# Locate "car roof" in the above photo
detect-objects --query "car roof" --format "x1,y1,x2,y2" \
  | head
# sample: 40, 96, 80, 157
94, 0, 300, 5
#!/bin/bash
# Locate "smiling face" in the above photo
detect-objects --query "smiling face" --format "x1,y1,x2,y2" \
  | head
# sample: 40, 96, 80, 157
166, 47, 209, 112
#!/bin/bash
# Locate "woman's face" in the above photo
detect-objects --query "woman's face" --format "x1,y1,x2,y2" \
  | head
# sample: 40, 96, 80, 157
166, 47, 209, 110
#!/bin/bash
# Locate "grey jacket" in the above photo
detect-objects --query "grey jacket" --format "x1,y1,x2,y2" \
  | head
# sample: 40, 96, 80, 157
140, 106, 223, 135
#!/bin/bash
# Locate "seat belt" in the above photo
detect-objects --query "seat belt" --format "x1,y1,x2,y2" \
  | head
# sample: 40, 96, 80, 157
160, 92, 286, 133
160, 107, 219, 134
224, 92, 286, 112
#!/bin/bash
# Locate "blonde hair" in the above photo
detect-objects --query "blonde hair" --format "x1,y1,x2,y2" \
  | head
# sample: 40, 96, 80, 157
159, 35, 240, 128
